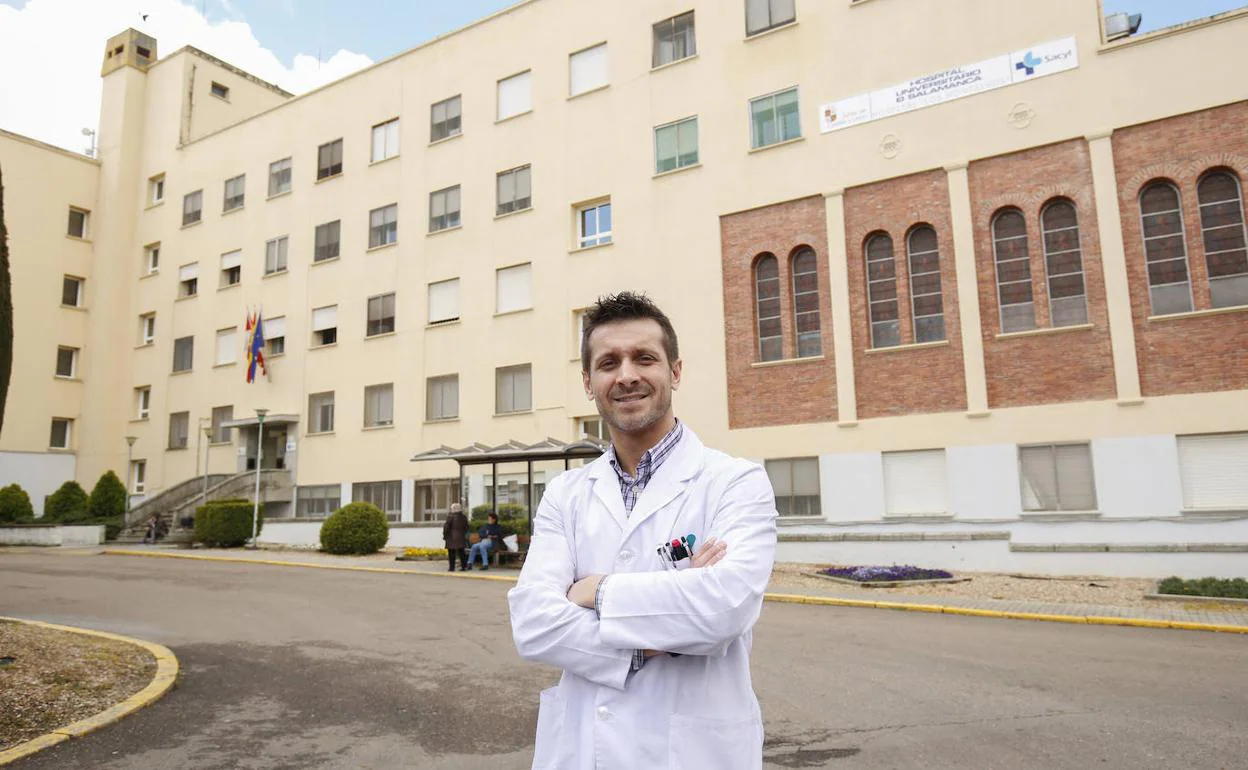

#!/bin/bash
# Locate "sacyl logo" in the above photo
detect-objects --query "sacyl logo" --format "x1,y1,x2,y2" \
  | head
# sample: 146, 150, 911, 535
1015, 51, 1043, 76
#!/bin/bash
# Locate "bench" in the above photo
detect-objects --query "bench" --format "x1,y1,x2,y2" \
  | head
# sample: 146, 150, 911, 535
469, 534, 528, 569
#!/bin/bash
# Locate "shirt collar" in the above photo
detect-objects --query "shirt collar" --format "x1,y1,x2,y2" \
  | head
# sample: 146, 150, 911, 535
607, 419, 683, 483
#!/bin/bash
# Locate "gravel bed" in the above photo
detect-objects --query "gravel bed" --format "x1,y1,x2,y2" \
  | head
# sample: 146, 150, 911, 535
0, 620, 155, 751
767, 563, 1159, 608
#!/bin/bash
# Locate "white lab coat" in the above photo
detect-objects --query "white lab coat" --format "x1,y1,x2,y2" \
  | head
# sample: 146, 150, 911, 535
508, 428, 777, 770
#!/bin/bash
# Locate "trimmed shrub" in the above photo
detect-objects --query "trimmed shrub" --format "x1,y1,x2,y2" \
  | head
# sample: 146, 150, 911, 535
87, 471, 127, 519
194, 500, 264, 548
1157, 576, 1248, 600
320, 502, 389, 555
0, 483, 34, 522
471, 502, 526, 519
44, 481, 89, 522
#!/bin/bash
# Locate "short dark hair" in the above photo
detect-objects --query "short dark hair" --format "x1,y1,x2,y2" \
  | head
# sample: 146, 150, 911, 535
581, 291, 679, 371
487, 512, 498, 522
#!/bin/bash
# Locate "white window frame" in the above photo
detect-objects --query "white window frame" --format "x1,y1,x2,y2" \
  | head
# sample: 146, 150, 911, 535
223, 174, 245, 212
366, 293, 396, 337
67, 207, 89, 239
182, 190, 203, 226
1197, 170, 1248, 310
431, 95, 462, 142
765, 457, 821, 517
496, 263, 533, 314
214, 327, 237, 366
179, 263, 199, 298
654, 116, 699, 174
311, 305, 338, 347
172, 335, 194, 372
265, 236, 289, 275
1178, 432, 1248, 511
220, 250, 242, 288
865, 234, 900, 349
210, 81, 230, 100
497, 70, 533, 121
140, 313, 156, 345
210, 405, 234, 443
148, 174, 165, 205
991, 209, 1037, 334
882, 449, 949, 517
754, 255, 782, 361
1039, 200, 1090, 328
363, 383, 395, 428
55, 346, 78, 378
131, 459, 147, 494
168, 411, 190, 450
308, 391, 336, 434
749, 87, 801, 149
1019, 443, 1098, 513
426, 374, 459, 421
62, 275, 84, 307
577, 416, 607, 441
268, 157, 292, 197
569, 43, 609, 98
265, 316, 286, 357
906, 226, 946, 343
429, 186, 461, 233
497, 165, 532, 216
1139, 181, 1194, 316
495, 364, 533, 414
745, 0, 797, 37
49, 418, 72, 450
317, 139, 344, 180
135, 386, 151, 420
652, 11, 696, 68
369, 203, 399, 247
145, 242, 161, 274
577, 199, 613, 249
428, 278, 461, 325
371, 118, 401, 162
315, 220, 341, 262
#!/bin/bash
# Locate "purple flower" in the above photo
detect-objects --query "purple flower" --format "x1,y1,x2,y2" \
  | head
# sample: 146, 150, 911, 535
821, 565, 953, 582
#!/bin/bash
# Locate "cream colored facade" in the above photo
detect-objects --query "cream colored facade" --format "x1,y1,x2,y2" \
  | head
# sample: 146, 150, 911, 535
2, 0, 1247, 574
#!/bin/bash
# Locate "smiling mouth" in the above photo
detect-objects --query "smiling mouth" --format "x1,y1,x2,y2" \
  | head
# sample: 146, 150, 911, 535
613, 393, 649, 403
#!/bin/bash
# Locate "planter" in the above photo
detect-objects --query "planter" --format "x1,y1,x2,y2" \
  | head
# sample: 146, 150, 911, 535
1145, 593, 1248, 607
814, 573, 971, 588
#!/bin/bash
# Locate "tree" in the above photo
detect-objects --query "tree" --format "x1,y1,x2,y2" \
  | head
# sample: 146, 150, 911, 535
87, 471, 127, 519
0, 164, 12, 435
0, 483, 34, 523
44, 480, 89, 522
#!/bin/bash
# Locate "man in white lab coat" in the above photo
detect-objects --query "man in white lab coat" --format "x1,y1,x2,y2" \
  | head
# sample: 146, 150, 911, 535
508, 292, 778, 770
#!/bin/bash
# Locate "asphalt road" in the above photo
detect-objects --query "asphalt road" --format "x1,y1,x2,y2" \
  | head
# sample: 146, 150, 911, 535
1, 552, 1245, 769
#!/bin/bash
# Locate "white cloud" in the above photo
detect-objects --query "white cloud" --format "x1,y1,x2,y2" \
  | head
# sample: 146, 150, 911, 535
0, 0, 372, 154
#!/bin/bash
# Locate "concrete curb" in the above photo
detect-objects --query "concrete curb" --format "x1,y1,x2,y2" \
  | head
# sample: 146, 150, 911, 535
1144, 593, 1248, 606
101, 549, 1248, 636
0, 617, 179, 766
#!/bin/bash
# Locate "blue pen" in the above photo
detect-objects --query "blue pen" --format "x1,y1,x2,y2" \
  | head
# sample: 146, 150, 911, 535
686, 534, 696, 555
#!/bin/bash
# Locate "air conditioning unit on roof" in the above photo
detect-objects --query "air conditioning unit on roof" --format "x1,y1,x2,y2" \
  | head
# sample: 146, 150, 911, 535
1104, 12, 1143, 41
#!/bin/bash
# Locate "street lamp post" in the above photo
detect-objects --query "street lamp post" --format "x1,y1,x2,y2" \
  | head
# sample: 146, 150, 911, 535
251, 408, 268, 548
125, 436, 137, 517
202, 424, 213, 504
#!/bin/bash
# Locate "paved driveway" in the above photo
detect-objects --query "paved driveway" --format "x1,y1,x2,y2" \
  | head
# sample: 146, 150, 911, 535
1, 552, 1245, 769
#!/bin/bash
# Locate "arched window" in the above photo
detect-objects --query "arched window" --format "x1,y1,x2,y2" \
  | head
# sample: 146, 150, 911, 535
1197, 170, 1248, 309
906, 226, 945, 343
754, 254, 782, 361
992, 208, 1036, 333
865, 233, 899, 348
791, 248, 822, 357
1040, 199, 1089, 327
1139, 181, 1192, 315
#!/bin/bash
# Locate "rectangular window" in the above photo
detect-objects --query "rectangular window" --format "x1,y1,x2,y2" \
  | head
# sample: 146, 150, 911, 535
140, 313, 156, 345
265, 316, 286, 356
210, 405, 234, 443
297, 484, 341, 518
577, 200, 612, 248
428, 278, 460, 324
215, 327, 237, 366
131, 460, 147, 493
495, 364, 533, 414
268, 157, 292, 197
265, 236, 288, 274
55, 346, 77, 378
577, 416, 607, 441
67, 207, 89, 238
314, 220, 341, 262
172, 335, 194, 372
135, 386, 151, 419
62, 276, 84, 307
352, 480, 401, 522
371, 118, 400, 162
746, 0, 796, 36
364, 383, 395, 427
429, 186, 461, 232
496, 263, 533, 314
653, 11, 696, 68
883, 449, 948, 516
220, 250, 242, 287
497, 71, 532, 121
366, 293, 396, 336
210, 81, 229, 99
182, 190, 202, 226
145, 242, 161, 274
311, 305, 338, 347
223, 174, 245, 211
765, 457, 820, 517
431, 95, 462, 142
654, 117, 699, 173
750, 87, 800, 149
1177, 432, 1248, 510
149, 174, 165, 205
49, 418, 72, 449
426, 374, 459, 420
1019, 444, 1097, 512
569, 43, 608, 97
178, 263, 199, 298
317, 139, 343, 180
497, 165, 532, 216
308, 391, 335, 433
168, 411, 189, 449
369, 204, 398, 247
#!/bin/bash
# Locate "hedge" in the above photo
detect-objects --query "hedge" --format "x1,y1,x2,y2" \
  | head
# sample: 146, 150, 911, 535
320, 502, 389, 555
194, 500, 264, 548
44, 480, 89, 523
0, 483, 33, 522
87, 470, 127, 519
1157, 576, 1248, 600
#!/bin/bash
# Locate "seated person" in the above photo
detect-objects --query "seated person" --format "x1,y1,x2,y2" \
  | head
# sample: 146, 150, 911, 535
466, 513, 504, 570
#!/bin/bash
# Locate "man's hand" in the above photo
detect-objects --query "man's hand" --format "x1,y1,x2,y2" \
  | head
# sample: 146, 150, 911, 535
567, 574, 604, 609
690, 537, 728, 568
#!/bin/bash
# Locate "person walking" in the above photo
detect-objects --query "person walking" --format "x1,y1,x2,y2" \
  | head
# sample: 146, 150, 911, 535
442, 502, 470, 572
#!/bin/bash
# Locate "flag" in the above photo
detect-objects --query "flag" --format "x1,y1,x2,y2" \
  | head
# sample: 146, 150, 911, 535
246, 308, 266, 383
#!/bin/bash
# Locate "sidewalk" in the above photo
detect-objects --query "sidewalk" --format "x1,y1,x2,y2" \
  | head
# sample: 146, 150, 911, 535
94, 546, 1248, 633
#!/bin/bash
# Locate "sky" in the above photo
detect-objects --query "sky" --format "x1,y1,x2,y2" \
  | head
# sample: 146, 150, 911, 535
0, 0, 1243, 154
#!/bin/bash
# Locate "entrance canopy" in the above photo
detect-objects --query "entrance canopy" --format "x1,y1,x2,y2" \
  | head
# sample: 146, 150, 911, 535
220, 413, 300, 428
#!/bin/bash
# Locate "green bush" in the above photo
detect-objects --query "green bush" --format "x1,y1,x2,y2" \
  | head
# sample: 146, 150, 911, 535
1157, 576, 1248, 600
471, 502, 526, 519
0, 483, 34, 523
194, 500, 264, 548
44, 481, 89, 522
319, 502, 389, 555
87, 471, 127, 519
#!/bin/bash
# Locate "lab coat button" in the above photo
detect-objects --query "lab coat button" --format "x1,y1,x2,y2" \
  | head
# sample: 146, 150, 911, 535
618, 551, 633, 562
597, 706, 610, 719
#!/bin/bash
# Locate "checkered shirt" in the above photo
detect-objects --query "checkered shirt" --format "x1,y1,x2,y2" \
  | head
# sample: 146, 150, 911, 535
606, 419, 684, 515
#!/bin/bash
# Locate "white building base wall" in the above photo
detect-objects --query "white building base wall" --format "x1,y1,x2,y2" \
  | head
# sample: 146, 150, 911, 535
0, 524, 102, 546
61, 525, 105, 546
258, 520, 444, 549
0, 451, 76, 517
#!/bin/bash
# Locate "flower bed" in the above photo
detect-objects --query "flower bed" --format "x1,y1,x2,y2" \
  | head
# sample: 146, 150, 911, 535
1156, 576, 1248, 599
818, 565, 957, 585
396, 547, 448, 561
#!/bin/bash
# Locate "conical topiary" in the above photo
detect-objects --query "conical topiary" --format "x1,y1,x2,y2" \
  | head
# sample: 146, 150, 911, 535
87, 470, 128, 519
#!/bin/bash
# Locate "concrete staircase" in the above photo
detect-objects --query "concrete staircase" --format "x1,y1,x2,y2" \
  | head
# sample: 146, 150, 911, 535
117, 470, 293, 545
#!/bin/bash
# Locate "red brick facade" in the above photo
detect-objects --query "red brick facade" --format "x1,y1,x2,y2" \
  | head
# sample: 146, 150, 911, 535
720, 196, 836, 429
843, 170, 967, 419
1112, 101, 1248, 397
968, 140, 1117, 408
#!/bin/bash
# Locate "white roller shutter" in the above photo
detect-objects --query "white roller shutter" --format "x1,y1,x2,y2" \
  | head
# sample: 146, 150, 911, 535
497, 71, 532, 120
311, 305, 338, 331
569, 44, 608, 96
496, 264, 532, 313
215, 328, 237, 365
883, 449, 948, 515
1178, 433, 1248, 510
179, 263, 199, 281
264, 316, 285, 339
220, 251, 241, 270
428, 279, 460, 323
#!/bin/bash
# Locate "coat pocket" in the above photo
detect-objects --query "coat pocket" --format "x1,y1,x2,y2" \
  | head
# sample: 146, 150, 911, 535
668, 713, 762, 770
531, 686, 563, 769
